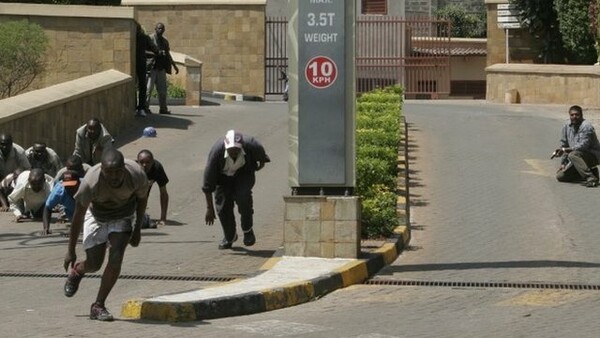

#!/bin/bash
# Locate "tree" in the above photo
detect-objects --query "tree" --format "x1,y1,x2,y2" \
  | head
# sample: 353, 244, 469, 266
588, 0, 600, 63
434, 4, 487, 38
512, 0, 567, 63
554, 0, 596, 64
0, 20, 49, 98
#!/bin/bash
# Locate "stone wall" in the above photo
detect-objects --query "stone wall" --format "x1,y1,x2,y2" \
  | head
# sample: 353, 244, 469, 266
0, 70, 135, 160
0, 4, 135, 94
486, 64, 600, 107
126, 0, 266, 99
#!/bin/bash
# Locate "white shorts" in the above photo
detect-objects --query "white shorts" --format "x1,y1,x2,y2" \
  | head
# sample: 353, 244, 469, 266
82, 209, 134, 250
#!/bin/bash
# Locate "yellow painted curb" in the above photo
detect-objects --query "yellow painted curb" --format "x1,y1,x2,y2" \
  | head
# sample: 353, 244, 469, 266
121, 298, 143, 319
224, 94, 236, 101
394, 225, 410, 244
262, 281, 315, 311
142, 302, 197, 322
396, 195, 406, 205
374, 243, 398, 265
259, 257, 282, 271
335, 260, 369, 287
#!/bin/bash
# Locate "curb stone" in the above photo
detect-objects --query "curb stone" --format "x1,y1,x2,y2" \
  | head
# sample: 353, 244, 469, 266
120, 114, 411, 322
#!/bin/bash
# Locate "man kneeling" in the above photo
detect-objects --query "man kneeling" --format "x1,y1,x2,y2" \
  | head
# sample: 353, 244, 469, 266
554, 105, 600, 187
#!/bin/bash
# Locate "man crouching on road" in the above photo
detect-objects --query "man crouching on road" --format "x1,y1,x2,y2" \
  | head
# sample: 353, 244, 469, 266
63, 149, 148, 321
554, 105, 600, 187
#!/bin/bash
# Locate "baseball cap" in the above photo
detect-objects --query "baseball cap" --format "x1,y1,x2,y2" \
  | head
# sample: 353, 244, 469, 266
143, 126, 157, 137
62, 171, 79, 187
224, 130, 243, 149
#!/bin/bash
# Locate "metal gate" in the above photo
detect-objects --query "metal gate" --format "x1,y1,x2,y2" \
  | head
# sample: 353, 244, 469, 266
265, 16, 451, 98
265, 17, 288, 96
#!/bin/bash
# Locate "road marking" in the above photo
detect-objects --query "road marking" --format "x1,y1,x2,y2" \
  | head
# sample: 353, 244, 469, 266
497, 290, 588, 306
224, 320, 329, 336
523, 159, 554, 178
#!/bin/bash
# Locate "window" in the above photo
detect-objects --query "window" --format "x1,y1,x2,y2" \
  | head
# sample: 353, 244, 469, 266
362, 0, 387, 15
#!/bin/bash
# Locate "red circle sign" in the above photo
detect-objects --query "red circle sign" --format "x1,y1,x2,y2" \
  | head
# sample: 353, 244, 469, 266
305, 56, 337, 89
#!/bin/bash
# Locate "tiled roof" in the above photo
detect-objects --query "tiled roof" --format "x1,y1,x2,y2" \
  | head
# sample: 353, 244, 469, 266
412, 47, 487, 56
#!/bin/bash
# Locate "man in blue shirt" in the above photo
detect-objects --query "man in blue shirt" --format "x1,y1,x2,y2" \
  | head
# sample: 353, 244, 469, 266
42, 170, 80, 236
554, 105, 600, 187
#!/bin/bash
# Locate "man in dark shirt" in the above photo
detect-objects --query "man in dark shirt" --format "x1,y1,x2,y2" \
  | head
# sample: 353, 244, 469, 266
554, 105, 600, 187
135, 23, 157, 117
137, 149, 169, 227
147, 22, 179, 115
203, 130, 270, 249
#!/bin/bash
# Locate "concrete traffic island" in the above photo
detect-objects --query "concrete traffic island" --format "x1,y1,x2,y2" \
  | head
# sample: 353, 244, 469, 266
121, 225, 409, 322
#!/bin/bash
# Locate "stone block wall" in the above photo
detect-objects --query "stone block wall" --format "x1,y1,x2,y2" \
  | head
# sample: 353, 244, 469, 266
284, 196, 361, 259
0, 70, 135, 160
0, 4, 135, 95
486, 64, 600, 107
128, 1, 265, 98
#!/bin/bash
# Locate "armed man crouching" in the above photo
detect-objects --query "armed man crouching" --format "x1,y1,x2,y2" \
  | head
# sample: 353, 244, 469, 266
553, 105, 600, 187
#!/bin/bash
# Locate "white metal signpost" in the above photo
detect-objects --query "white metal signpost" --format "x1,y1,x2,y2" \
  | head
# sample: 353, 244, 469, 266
497, 3, 522, 63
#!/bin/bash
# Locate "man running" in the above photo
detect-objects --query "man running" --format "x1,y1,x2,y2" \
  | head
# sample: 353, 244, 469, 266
63, 149, 148, 321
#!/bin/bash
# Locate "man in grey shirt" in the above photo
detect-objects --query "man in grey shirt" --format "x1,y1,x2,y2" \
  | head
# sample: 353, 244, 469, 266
63, 149, 148, 321
554, 105, 600, 187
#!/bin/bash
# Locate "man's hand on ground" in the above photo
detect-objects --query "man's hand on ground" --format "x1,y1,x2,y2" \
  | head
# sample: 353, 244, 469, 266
15, 215, 29, 222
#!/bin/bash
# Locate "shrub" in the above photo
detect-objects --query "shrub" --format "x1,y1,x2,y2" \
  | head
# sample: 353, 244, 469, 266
356, 114, 400, 134
355, 85, 403, 239
356, 128, 399, 149
167, 82, 186, 98
150, 80, 186, 98
361, 185, 398, 238
0, 20, 48, 98
355, 157, 396, 198
357, 102, 400, 115
356, 145, 397, 176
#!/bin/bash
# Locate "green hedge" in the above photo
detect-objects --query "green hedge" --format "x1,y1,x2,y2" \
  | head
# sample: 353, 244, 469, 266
356, 85, 403, 238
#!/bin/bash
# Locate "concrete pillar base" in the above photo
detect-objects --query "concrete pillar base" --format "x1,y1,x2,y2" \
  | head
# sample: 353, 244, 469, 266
283, 195, 361, 258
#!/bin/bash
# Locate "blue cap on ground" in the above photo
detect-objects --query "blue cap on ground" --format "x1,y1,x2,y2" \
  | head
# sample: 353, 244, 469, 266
143, 127, 157, 137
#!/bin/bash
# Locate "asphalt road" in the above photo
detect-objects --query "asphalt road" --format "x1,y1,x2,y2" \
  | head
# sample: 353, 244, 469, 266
3, 99, 600, 337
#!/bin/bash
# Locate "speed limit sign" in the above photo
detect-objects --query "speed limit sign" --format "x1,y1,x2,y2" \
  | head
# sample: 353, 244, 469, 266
305, 56, 338, 89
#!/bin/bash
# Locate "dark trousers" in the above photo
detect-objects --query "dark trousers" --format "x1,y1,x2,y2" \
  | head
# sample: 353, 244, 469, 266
136, 65, 147, 110
215, 174, 255, 242
556, 150, 599, 182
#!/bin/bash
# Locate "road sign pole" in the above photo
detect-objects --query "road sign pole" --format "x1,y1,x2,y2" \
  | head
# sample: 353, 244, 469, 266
506, 28, 510, 63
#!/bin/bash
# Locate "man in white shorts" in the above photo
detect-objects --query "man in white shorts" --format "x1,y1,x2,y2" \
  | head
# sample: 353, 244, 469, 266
63, 149, 148, 321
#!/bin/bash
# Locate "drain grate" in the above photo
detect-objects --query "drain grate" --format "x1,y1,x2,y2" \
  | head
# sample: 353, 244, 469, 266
0, 272, 238, 282
364, 279, 600, 291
